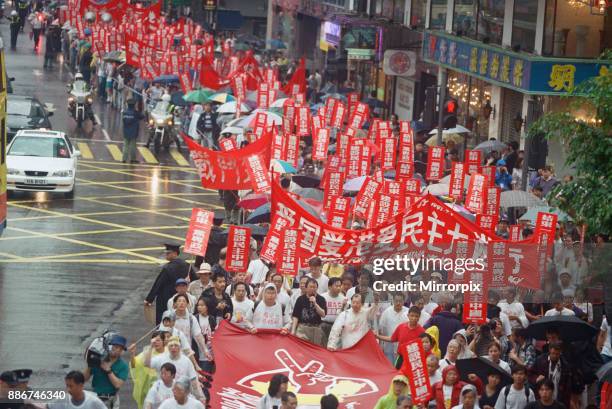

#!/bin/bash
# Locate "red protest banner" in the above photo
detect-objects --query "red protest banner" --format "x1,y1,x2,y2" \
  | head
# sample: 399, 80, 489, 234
283, 133, 300, 168
359, 145, 372, 177
271, 127, 284, 160
347, 102, 369, 129
278, 228, 300, 276
219, 136, 238, 151
324, 97, 338, 126
509, 225, 522, 241
346, 144, 362, 180
347, 92, 359, 117
354, 178, 382, 218
226, 226, 252, 272
402, 340, 432, 404
464, 150, 481, 175
426, 146, 445, 181
178, 72, 192, 93
295, 106, 311, 137
483, 186, 501, 217
535, 212, 558, 276
449, 162, 466, 200
323, 171, 345, 210
380, 137, 396, 170
465, 174, 488, 214
328, 196, 351, 228
488, 240, 508, 288
476, 214, 498, 231
398, 131, 414, 163
311, 115, 323, 136
246, 154, 272, 194
257, 82, 270, 108
375, 194, 393, 226
260, 216, 290, 263
479, 165, 496, 187
184, 208, 214, 256
313, 128, 330, 161
252, 112, 268, 140
330, 101, 347, 128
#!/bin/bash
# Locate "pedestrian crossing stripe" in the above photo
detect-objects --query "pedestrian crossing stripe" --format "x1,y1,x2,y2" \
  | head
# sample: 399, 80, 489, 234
106, 144, 123, 161
138, 147, 158, 164
77, 142, 94, 160
170, 148, 189, 166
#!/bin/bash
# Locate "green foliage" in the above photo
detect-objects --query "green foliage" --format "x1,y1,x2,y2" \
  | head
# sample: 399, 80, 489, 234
527, 50, 612, 234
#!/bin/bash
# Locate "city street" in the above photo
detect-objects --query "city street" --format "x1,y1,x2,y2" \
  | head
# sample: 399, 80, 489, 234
0, 22, 220, 391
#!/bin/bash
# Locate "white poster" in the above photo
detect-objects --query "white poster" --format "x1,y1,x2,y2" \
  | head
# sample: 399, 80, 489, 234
394, 77, 414, 121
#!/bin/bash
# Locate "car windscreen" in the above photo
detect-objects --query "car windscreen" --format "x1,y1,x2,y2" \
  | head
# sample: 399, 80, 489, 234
7, 100, 43, 117
8, 136, 71, 158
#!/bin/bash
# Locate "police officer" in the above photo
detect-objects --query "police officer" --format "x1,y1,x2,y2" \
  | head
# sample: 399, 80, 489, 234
8, 11, 20, 50
16, 0, 29, 32
121, 99, 144, 163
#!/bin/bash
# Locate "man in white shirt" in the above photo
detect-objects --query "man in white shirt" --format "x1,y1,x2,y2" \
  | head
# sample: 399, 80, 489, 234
225, 271, 255, 299
494, 366, 535, 409
599, 316, 612, 363
328, 294, 378, 350
249, 284, 290, 332
321, 278, 347, 344
167, 279, 197, 313
188, 264, 213, 301
379, 294, 409, 363
158, 377, 205, 409
46, 371, 106, 409
247, 241, 268, 286
497, 288, 529, 329
144, 363, 176, 409
306, 257, 328, 294
544, 294, 575, 317
231, 282, 254, 328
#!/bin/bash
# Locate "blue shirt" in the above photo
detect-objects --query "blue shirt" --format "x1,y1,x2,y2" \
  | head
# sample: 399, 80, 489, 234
122, 108, 144, 139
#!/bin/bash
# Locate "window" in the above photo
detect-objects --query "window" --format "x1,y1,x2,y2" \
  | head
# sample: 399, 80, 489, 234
543, 0, 556, 55
512, 0, 538, 52
430, 0, 447, 30
477, 0, 504, 45
410, 0, 427, 28
454, 0, 478, 38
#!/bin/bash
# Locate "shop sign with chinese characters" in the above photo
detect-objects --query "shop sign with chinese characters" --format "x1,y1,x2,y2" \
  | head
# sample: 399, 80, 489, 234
422, 31, 611, 95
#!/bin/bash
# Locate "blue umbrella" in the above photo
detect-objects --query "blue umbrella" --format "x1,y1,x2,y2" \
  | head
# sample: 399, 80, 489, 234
240, 223, 269, 237
519, 206, 572, 224
267, 39, 287, 49
246, 203, 271, 224
321, 93, 347, 103
153, 74, 180, 85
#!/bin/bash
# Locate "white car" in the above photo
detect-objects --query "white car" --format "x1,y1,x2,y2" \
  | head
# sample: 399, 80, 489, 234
6, 129, 80, 198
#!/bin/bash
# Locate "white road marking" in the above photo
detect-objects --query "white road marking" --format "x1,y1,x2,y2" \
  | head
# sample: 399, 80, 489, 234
102, 129, 111, 141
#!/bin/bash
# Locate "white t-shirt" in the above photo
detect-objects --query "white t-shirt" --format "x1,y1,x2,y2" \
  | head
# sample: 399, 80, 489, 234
308, 273, 329, 295
248, 259, 269, 285
601, 317, 612, 357
174, 312, 202, 341
497, 300, 529, 328
150, 352, 197, 381
276, 290, 291, 310
231, 298, 254, 327
256, 394, 281, 409
429, 369, 442, 387
167, 293, 197, 313
158, 396, 204, 409
144, 380, 174, 409
484, 355, 511, 373
423, 302, 439, 316
419, 309, 432, 327
327, 307, 375, 349
544, 307, 575, 317
494, 385, 535, 409
252, 302, 287, 329
48, 391, 106, 409
322, 292, 346, 323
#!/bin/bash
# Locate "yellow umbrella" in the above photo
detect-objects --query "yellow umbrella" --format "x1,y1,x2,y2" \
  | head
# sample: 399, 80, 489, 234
425, 132, 464, 147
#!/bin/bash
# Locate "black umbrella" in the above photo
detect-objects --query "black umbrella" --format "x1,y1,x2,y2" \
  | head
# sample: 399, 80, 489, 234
292, 174, 321, 188
456, 357, 513, 387
240, 224, 269, 238
525, 315, 598, 342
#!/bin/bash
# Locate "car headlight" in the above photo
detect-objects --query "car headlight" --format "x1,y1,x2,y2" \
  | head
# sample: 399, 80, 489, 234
7, 168, 21, 175
52, 170, 74, 177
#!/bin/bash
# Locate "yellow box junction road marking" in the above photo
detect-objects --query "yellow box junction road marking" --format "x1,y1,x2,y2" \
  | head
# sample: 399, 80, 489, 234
170, 148, 190, 166
77, 142, 94, 159
106, 144, 124, 161
138, 146, 159, 164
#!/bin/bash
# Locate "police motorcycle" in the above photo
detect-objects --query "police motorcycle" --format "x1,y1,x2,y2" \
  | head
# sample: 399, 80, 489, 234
67, 73, 94, 128
147, 93, 179, 153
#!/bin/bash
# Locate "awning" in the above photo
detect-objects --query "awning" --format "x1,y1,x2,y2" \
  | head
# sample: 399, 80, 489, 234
216, 10, 244, 31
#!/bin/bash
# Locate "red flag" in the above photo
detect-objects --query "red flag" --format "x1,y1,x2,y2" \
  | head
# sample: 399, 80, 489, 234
278, 228, 300, 276
313, 128, 330, 161
245, 154, 272, 194
465, 174, 487, 214
199, 61, 226, 90
448, 162, 466, 200
354, 178, 382, 218
425, 146, 445, 181
328, 196, 351, 229
226, 226, 251, 272
184, 208, 214, 256
282, 58, 306, 96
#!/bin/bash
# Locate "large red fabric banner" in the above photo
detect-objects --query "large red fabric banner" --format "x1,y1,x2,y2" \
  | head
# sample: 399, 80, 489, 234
181, 131, 272, 190
184, 208, 214, 256
210, 322, 397, 408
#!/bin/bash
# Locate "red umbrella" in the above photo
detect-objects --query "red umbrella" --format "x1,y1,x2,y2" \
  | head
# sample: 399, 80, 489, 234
238, 193, 270, 210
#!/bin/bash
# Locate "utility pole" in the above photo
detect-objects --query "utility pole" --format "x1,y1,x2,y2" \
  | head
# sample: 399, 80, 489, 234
436, 67, 448, 146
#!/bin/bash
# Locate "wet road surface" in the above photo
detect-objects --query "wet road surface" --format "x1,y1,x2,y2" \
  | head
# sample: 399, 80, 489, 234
0, 20, 221, 396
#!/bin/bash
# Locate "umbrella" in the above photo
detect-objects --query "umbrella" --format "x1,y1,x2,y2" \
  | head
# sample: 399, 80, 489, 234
217, 101, 251, 114
234, 42, 250, 51
526, 315, 598, 342
240, 224, 269, 238
428, 125, 471, 135
220, 126, 244, 135
445, 203, 476, 222
296, 200, 322, 219
170, 91, 188, 107
293, 187, 324, 201
267, 39, 287, 49
246, 203, 271, 224
519, 206, 572, 224
343, 176, 367, 192
425, 132, 465, 147
292, 175, 321, 188
238, 193, 270, 210
425, 183, 450, 196
597, 361, 612, 382
270, 98, 289, 108
228, 110, 283, 129
474, 140, 507, 154
209, 93, 235, 104
440, 173, 471, 189
183, 89, 214, 103
321, 93, 347, 103
153, 74, 180, 84
456, 357, 513, 387
500, 190, 545, 208
271, 159, 297, 174
103, 50, 125, 63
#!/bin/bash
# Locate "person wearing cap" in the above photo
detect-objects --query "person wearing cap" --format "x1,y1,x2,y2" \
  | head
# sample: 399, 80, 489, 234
12, 369, 32, 391
0, 371, 21, 407
158, 310, 200, 370
497, 288, 529, 330
496, 219, 510, 240
145, 244, 195, 324
249, 283, 290, 333
166, 279, 197, 313
122, 99, 144, 164
188, 264, 213, 301
144, 338, 206, 404
83, 334, 129, 408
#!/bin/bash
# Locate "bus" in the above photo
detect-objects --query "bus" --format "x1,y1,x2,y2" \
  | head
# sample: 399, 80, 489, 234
0, 38, 6, 236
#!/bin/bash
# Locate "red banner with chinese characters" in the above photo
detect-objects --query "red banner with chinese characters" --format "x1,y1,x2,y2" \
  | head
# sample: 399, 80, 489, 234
465, 174, 488, 214
283, 133, 300, 168
219, 137, 238, 152
534, 212, 558, 282
380, 137, 396, 170
245, 154, 272, 194
347, 92, 359, 118
464, 150, 481, 175
295, 106, 311, 137
181, 131, 272, 190
278, 228, 300, 276
313, 128, 330, 161
252, 112, 268, 141
426, 146, 445, 181
353, 178, 382, 219
184, 208, 214, 256
480, 166, 496, 187
509, 225, 522, 242
257, 82, 270, 109
226, 226, 252, 272
347, 102, 369, 129
210, 321, 397, 408
331, 101, 347, 129
402, 340, 432, 404
260, 216, 290, 264
328, 196, 351, 229
323, 171, 345, 210
476, 214, 498, 232
483, 186, 501, 217
449, 162, 466, 200
271, 128, 284, 160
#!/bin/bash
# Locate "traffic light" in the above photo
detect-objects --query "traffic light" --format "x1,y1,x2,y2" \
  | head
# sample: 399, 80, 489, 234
423, 86, 437, 129
443, 97, 458, 129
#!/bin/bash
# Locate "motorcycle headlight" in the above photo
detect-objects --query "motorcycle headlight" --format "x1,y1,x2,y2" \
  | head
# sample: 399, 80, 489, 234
68, 97, 75, 103
148, 119, 154, 125
52, 170, 74, 177
167, 119, 173, 126
7, 168, 21, 175
87, 97, 93, 104
155, 119, 165, 125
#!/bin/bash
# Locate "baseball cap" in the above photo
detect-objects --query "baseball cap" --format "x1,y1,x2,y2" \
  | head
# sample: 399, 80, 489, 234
109, 335, 127, 349
175, 278, 188, 286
